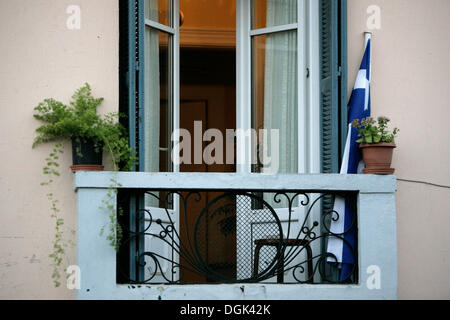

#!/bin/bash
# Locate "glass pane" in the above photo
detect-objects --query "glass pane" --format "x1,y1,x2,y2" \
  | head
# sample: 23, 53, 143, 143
252, 31, 298, 208
144, 29, 173, 207
179, 0, 236, 31
252, 0, 297, 29
146, 0, 172, 27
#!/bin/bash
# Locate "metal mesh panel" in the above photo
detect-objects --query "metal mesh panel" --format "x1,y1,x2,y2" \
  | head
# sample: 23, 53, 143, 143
236, 194, 282, 280
194, 193, 282, 282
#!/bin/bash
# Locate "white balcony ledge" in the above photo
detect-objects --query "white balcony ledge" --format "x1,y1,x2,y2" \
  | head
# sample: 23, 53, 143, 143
75, 172, 398, 300
74, 171, 397, 193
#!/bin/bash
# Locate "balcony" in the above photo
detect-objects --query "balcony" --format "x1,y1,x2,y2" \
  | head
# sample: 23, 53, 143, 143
75, 172, 397, 300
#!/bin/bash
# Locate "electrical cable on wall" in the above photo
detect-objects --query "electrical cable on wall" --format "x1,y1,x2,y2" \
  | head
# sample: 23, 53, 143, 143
397, 178, 450, 190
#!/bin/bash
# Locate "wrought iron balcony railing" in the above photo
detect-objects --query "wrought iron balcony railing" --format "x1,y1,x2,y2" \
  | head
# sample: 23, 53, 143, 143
117, 189, 358, 285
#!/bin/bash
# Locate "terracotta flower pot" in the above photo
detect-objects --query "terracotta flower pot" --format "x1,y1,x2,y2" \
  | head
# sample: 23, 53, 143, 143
359, 142, 396, 175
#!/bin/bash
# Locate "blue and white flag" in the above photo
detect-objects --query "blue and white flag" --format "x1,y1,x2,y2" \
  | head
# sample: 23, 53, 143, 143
327, 34, 372, 281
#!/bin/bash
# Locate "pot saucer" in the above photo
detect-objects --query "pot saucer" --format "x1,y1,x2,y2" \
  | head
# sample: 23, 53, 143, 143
363, 168, 395, 175
70, 164, 104, 173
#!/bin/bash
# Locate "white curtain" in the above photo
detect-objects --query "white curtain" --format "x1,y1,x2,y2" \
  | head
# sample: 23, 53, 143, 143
145, 0, 160, 207
263, 0, 298, 208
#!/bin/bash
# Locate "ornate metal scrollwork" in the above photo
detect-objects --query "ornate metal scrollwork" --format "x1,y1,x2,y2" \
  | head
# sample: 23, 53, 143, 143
118, 190, 357, 285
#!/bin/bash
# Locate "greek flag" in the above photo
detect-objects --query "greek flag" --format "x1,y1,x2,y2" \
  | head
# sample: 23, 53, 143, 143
327, 33, 372, 281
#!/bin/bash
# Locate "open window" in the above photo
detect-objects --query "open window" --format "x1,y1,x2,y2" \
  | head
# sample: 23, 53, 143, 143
118, 0, 348, 284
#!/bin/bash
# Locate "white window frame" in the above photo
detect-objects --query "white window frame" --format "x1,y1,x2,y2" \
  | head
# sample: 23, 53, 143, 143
236, 0, 321, 175
235, 2, 322, 275
143, 0, 322, 284
143, 0, 181, 282
148, 0, 321, 177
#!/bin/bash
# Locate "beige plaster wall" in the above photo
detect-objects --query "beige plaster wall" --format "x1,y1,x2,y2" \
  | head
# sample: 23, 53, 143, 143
0, 0, 449, 300
348, 0, 450, 299
0, 0, 118, 299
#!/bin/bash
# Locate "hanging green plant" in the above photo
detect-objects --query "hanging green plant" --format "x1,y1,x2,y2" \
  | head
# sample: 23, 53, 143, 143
32, 83, 135, 171
32, 83, 136, 286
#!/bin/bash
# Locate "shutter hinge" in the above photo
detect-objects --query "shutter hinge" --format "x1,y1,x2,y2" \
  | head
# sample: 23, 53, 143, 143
135, 61, 140, 71
337, 66, 342, 77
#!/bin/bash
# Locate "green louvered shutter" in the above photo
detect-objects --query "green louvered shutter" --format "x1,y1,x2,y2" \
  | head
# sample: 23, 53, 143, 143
118, 0, 145, 283
119, 0, 145, 170
320, 0, 348, 282
320, 0, 347, 174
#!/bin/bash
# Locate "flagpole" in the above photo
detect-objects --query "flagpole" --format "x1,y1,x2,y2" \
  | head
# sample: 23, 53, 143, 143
364, 31, 372, 82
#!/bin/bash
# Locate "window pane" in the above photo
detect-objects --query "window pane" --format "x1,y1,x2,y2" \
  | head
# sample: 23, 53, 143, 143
146, 0, 172, 27
252, 31, 298, 208
144, 29, 172, 174
252, 0, 297, 29
144, 29, 173, 207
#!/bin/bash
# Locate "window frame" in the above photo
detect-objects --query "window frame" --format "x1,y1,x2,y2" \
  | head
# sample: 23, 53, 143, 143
118, 0, 348, 284
236, 0, 321, 175
138, 0, 322, 176
138, 0, 323, 284
120, 0, 348, 176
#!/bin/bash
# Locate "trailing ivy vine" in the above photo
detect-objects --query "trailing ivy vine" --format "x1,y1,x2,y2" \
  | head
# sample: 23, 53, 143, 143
33, 84, 136, 287
99, 176, 124, 251
40, 143, 75, 287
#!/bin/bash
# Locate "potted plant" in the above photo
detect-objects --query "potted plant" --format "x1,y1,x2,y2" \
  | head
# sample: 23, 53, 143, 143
352, 116, 399, 175
32, 83, 134, 171
32, 84, 135, 287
